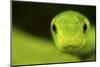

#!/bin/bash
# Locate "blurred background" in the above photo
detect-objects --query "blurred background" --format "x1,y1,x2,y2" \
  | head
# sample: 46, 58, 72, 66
12, 1, 96, 39
12, 1, 96, 66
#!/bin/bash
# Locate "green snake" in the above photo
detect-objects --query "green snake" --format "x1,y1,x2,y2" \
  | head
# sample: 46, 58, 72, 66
51, 10, 95, 56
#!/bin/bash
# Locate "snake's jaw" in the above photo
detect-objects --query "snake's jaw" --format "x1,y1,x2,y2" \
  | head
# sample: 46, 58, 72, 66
55, 32, 84, 52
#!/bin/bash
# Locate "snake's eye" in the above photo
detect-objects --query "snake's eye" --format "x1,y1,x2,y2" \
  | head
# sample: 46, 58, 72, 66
83, 23, 87, 33
52, 24, 57, 33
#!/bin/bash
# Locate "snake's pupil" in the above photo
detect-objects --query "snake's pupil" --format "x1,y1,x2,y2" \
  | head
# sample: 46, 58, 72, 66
52, 24, 57, 33
83, 23, 87, 33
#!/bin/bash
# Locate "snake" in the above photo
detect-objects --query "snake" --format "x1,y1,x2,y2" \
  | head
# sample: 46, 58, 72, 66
50, 10, 95, 57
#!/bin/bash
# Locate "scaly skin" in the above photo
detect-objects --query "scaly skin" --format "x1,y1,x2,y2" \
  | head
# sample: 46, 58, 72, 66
51, 10, 95, 56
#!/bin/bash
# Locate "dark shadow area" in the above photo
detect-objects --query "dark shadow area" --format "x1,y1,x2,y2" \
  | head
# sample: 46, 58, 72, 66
12, 1, 96, 39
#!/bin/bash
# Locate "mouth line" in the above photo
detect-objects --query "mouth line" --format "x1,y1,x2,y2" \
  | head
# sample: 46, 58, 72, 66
62, 39, 86, 52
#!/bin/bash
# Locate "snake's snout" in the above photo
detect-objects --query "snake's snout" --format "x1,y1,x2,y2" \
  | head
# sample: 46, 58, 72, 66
57, 33, 82, 50
63, 43, 79, 50
61, 38, 82, 50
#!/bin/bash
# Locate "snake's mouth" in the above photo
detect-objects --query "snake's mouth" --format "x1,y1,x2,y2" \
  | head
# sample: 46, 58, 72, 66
57, 38, 86, 53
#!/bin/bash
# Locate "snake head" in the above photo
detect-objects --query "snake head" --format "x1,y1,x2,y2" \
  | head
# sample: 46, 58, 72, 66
51, 10, 90, 55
